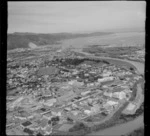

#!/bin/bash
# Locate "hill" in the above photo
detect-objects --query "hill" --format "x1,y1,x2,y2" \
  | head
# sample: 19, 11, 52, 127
7, 32, 113, 50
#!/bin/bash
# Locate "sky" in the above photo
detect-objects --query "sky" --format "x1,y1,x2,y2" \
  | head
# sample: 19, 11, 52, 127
8, 1, 146, 33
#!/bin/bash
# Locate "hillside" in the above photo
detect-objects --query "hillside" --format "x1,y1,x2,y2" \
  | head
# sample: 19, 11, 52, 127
7, 32, 113, 50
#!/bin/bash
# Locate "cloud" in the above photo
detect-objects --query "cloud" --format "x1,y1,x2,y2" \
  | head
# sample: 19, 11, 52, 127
8, 1, 146, 33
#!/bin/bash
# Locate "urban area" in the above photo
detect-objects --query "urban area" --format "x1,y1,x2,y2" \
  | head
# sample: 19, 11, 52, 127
6, 48, 144, 136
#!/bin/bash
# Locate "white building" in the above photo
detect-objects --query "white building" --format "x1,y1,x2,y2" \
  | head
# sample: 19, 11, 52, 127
87, 83, 95, 87
103, 92, 112, 97
68, 80, 84, 86
126, 103, 136, 111
112, 91, 126, 100
72, 110, 79, 116
81, 90, 91, 96
123, 89, 132, 93
106, 100, 118, 106
98, 76, 114, 83
44, 98, 56, 107
102, 71, 112, 77
84, 110, 92, 115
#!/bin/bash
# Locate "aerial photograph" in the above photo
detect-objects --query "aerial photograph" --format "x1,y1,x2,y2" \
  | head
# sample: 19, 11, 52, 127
7, 1, 145, 136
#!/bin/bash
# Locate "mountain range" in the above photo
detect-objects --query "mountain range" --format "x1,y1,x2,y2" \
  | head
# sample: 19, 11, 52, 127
7, 32, 113, 50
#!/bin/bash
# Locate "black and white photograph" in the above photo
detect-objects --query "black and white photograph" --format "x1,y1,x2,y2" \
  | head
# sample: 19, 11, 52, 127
6, 1, 145, 136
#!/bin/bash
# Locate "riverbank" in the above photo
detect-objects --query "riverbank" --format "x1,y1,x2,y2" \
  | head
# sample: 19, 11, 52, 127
76, 50, 144, 74
89, 115, 143, 136
77, 51, 145, 136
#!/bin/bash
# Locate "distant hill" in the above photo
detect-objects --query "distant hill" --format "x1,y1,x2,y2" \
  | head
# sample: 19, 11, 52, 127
7, 32, 113, 50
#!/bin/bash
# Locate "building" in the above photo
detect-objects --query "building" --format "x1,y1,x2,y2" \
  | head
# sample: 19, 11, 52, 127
122, 103, 137, 114
81, 90, 91, 96
126, 103, 136, 111
71, 110, 80, 116
91, 104, 100, 113
21, 121, 32, 128
9, 96, 24, 109
68, 80, 84, 86
106, 100, 118, 106
84, 110, 92, 115
103, 92, 112, 97
98, 76, 114, 83
44, 98, 57, 107
112, 91, 126, 100
102, 71, 112, 77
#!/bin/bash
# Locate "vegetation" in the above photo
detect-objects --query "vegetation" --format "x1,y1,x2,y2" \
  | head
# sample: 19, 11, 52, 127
68, 102, 129, 136
119, 102, 144, 122
129, 82, 138, 101
67, 117, 74, 123
90, 102, 129, 132
84, 113, 106, 122
52, 58, 109, 67
124, 127, 144, 136
23, 128, 34, 135
69, 122, 90, 133
7, 32, 113, 50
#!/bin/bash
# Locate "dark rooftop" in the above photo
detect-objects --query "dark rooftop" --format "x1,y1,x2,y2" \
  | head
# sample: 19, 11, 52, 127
22, 121, 32, 127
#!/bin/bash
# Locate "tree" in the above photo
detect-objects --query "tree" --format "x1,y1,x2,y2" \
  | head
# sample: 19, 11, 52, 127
67, 117, 73, 123
69, 122, 88, 132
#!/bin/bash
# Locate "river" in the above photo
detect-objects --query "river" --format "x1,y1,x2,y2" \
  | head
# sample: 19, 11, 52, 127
89, 115, 143, 136
98, 56, 144, 75
77, 51, 144, 74
78, 51, 145, 136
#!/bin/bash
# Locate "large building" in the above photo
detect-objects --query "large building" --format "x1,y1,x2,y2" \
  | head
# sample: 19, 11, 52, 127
98, 76, 114, 83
